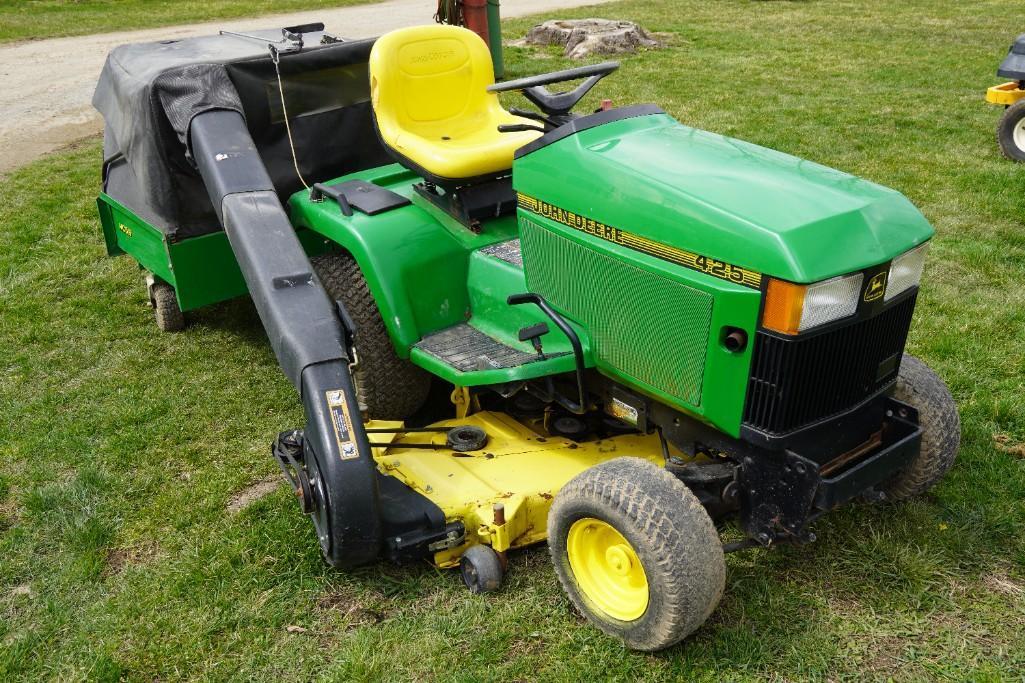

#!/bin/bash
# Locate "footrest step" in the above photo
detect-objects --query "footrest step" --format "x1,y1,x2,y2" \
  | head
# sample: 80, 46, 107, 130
415, 323, 554, 372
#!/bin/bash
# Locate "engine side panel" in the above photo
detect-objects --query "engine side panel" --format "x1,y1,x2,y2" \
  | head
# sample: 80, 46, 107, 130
517, 205, 761, 438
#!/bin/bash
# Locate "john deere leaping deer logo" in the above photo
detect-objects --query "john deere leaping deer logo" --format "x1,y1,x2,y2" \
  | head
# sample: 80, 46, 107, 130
864, 272, 887, 302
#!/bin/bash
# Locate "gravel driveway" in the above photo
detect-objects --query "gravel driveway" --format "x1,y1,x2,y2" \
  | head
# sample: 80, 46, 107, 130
0, 0, 612, 175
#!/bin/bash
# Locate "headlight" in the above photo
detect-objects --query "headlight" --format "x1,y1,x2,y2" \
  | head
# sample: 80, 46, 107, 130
884, 242, 928, 302
762, 272, 864, 335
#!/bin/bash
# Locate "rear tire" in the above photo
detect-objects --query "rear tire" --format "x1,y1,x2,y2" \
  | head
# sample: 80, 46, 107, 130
881, 355, 960, 502
548, 457, 725, 651
997, 100, 1025, 162
149, 279, 185, 332
312, 253, 430, 420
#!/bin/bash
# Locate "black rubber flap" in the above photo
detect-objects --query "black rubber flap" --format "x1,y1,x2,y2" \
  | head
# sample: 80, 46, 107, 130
317, 179, 411, 215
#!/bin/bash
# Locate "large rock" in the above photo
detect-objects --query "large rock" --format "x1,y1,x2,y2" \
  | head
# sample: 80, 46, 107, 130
516, 19, 660, 59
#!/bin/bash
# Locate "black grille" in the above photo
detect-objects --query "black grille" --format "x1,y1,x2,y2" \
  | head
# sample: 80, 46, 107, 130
743, 293, 917, 435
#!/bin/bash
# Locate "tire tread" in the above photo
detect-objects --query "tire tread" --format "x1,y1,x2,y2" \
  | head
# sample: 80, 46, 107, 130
151, 281, 185, 332
312, 253, 430, 420
883, 355, 960, 501
549, 457, 725, 651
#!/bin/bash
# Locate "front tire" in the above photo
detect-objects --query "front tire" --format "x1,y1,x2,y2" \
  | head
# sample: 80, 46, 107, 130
312, 253, 430, 420
882, 354, 960, 502
548, 457, 725, 651
997, 100, 1025, 162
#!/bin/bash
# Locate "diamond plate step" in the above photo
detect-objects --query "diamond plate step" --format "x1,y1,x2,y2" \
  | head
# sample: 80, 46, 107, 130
415, 323, 556, 373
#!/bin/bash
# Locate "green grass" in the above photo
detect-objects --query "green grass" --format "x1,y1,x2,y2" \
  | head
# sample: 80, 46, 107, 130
3, 0, 1025, 680
0, 0, 378, 43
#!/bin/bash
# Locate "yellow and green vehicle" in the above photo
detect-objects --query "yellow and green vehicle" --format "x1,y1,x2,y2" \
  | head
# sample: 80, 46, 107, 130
987, 33, 1025, 160
93, 23, 960, 651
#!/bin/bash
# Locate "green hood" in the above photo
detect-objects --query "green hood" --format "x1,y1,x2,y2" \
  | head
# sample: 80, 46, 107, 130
513, 112, 934, 283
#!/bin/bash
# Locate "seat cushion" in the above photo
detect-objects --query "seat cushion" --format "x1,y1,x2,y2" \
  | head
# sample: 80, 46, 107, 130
370, 25, 542, 180
388, 109, 541, 179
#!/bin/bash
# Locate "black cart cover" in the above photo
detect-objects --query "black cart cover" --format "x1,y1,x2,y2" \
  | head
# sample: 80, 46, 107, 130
93, 29, 389, 240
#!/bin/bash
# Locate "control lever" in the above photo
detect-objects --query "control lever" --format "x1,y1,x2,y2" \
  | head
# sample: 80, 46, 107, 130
508, 293, 588, 415
509, 107, 558, 128
497, 123, 546, 134
518, 322, 550, 359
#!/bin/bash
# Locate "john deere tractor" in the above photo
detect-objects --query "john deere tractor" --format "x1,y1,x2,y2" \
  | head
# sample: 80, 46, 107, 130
93, 23, 959, 651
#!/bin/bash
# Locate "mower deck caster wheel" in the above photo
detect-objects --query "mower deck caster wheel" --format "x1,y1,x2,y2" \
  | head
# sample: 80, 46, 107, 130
460, 545, 504, 594
147, 276, 185, 332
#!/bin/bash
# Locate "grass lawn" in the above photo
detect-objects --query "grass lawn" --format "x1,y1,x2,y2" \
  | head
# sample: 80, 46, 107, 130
3, 0, 1025, 680
0, 0, 378, 43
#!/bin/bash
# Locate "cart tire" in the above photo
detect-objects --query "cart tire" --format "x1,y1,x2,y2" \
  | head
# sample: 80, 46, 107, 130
881, 355, 960, 502
460, 545, 504, 593
548, 457, 725, 651
312, 252, 430, 420
997, 100, 1025, 161
150, 280, 185, 332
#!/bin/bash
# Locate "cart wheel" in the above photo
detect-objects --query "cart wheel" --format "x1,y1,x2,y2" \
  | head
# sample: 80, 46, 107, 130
312, 252, 430, 420
880, 355, 960, 502
148, 278, 185, 332
460, 545, 504, 594
548, 457, 725, 651
997, 100, 1025, 161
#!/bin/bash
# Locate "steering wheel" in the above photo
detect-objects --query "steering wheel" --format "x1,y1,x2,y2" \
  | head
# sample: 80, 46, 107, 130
488, 61, 619, 120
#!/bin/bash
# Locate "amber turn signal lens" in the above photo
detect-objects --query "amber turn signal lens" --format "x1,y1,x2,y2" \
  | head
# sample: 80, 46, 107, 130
762, 279, 806, 335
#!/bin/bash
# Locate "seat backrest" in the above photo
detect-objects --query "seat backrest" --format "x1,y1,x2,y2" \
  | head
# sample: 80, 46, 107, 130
369, 25, 499, 136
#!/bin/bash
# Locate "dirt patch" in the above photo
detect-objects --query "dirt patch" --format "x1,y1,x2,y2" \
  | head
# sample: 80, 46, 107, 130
317, 588, 363, 611
9, 584, 33, 599
317, 586, 386, 629
983, 571, 1025, 600
104, 542, 160, 576
506, 633, 547, 658
993, 433, 1025, 458
861, 635, 909, 678
0, 503, 18, 534
227, 475, 281, 514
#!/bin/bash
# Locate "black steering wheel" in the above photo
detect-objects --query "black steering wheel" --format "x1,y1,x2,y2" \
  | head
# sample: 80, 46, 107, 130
488, 61, 619, 121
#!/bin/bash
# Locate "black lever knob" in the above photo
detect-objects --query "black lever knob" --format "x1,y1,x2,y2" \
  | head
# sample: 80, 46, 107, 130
498, 123, 546, 134
518, 322, 550, 359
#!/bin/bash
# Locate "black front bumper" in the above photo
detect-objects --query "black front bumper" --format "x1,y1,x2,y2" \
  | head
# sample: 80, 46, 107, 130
736, 396, 921, 545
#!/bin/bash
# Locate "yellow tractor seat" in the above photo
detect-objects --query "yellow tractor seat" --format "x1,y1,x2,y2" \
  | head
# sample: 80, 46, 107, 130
369, 25, 542, 183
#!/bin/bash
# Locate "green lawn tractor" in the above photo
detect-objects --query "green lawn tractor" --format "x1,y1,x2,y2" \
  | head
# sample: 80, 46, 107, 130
987, 33, 1025, 160
93, 23, 960, 651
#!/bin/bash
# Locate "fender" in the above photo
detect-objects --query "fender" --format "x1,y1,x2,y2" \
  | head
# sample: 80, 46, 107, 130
288, 166, 475, 358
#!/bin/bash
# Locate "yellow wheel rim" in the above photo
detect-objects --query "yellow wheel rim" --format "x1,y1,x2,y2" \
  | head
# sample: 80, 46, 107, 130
566, 517, 649, 622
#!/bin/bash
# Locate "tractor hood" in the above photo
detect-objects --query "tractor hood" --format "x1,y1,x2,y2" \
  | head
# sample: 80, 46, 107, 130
512, 110, 934, 284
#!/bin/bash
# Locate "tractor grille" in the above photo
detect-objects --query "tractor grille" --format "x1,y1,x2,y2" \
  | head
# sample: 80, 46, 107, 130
520, 218, 712, 407
743, 292, 917, 435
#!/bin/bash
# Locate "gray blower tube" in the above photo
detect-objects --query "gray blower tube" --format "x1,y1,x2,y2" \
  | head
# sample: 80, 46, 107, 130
189, 109, 382, 567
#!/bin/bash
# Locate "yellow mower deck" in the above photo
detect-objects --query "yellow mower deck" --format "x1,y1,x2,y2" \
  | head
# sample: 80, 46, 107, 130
366, 411, 670, 568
